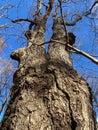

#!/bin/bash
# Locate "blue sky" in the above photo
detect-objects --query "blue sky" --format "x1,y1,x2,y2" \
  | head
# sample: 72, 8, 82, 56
0, 0, 98, 121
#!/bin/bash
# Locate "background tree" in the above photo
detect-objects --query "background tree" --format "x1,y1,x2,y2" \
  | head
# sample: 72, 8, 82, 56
0, 0, 98, 129
0, 2, 14, 120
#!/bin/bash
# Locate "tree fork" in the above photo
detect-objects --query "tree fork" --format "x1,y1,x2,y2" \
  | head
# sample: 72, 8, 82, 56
0, 14, 96, 130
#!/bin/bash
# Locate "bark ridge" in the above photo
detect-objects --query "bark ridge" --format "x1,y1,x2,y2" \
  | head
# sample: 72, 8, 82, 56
0, 16, 95, 130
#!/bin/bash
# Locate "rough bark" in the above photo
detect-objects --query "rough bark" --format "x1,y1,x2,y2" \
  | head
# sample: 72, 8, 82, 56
0, 16, 95, 130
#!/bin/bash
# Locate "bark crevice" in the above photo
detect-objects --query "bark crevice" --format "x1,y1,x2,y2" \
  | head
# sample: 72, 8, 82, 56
0, 14, 95, 130
51, 69, 77, 130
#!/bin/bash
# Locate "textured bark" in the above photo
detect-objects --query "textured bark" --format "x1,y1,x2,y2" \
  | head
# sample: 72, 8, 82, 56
0, 17, 95, 130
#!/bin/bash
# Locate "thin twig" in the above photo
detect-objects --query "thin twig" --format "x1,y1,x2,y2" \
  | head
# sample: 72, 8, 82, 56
65, 0, 98, 26
58, 0, 67, 33
0, 24, 10, 28
36, 0, 42, 16
11, 0, 54, 29
0, 90, 11, 113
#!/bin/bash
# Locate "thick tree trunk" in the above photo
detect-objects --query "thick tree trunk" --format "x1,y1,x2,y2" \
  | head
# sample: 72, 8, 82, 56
0, 17, 95, 130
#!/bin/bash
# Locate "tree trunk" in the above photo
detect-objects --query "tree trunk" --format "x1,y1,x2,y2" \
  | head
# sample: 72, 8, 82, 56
0, 16, 95, 130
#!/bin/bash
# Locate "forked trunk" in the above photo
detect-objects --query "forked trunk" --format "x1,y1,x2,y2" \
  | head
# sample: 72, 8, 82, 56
0, 17, 95, 130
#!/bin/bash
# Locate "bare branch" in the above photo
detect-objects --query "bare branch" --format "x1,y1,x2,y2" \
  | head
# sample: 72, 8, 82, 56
41, 2, 48, 8
11, 18, 37, 29
67, 44, 98, 64
0, 14, 6, 18
90, 55, 98, 58
43, 0, 54, 22
0, 3, 11, 10
0, 24, 10, 28
0, 2, 14, 16
0, 91, 10, 113
11, 1, 54, 28
11, 18, 36, 24
36, 0, 42, 15
65, 0, 98, 26
58, 0, 69, 45
40, 39, 98, 65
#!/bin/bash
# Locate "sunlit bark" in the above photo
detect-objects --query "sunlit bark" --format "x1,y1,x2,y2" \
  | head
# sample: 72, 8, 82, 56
0, 13, 95, 130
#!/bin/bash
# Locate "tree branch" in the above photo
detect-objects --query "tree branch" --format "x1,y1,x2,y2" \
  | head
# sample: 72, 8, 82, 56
11, 18, 37, 29
36, 0, 42, 16
45, 39, 98, 65
11, 1, 54, 28
43, 0, 54, 22
0, 24, 10, 28
41, 2, 48, 8
67, 44, 98, 64
58, 0, 69, 44
65, 1, 98, 26
11, 18, 36, 24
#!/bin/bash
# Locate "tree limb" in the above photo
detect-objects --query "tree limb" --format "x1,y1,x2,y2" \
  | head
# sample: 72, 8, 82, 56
11, 18, 36, 24
36, 0, 42, 16
41, 2, 48, 8
11, 1, 54, 28
11, 18, 37, 29
65, 0, 98, 26
58, 0, 69, 45
43, 0, 54, 22
50, 39, 98, 65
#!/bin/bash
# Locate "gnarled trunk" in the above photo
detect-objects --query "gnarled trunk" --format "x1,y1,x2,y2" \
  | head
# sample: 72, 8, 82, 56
0, 16, 95, 130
